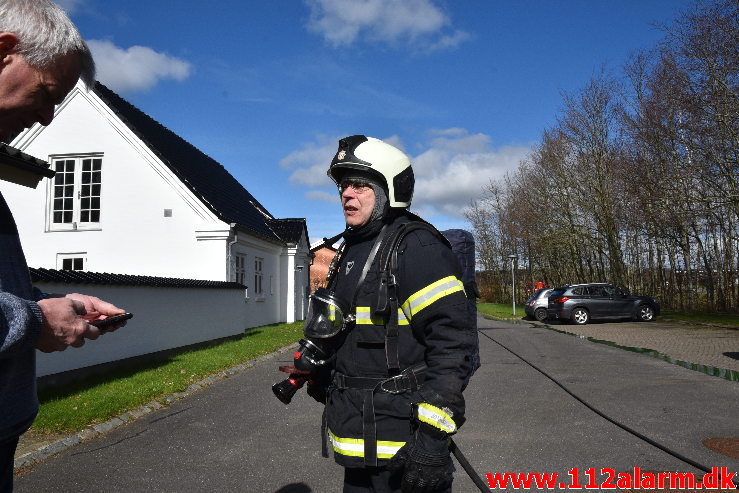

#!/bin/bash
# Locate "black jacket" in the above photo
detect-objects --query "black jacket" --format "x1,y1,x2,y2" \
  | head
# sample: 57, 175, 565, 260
324, 213, 476, 468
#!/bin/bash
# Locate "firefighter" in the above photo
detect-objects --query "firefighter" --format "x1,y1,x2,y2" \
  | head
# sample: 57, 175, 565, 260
315, 135, 477, 493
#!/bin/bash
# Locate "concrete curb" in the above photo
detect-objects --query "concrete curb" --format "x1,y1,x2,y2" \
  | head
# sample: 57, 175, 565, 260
14, 342, 299, 471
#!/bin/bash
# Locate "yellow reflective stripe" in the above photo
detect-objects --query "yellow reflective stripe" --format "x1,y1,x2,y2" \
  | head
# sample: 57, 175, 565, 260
328, 304, 337, 322
328, 429, 405, 459
400, 276, 464, 321
355, 307, 410, 326
354, 306, 385, 325
417, 403, 457, 434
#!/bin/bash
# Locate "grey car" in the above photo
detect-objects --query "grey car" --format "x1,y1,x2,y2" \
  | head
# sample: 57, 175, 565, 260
547, 283, 660, 325
524, 287, 553, 321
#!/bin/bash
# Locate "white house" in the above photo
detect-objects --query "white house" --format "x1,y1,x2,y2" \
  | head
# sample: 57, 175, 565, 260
0, 81, 311, 329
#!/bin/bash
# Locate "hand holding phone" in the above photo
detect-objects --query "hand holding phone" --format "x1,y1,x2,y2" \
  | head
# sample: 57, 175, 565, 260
90, 312, 133, 329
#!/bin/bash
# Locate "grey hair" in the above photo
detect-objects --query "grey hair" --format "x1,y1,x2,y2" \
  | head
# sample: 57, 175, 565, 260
0, 0, 95, 86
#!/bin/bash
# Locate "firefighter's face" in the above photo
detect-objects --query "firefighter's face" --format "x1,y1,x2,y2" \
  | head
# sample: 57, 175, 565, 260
341, 179, 375, 228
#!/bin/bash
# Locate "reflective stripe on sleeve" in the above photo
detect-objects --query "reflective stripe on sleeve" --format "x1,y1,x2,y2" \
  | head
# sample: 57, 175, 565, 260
400, 276, 464, 322
355, 306, 410, 326
328, 429, 405, 459
417, 403, 457, 434
355, 306, 384, 325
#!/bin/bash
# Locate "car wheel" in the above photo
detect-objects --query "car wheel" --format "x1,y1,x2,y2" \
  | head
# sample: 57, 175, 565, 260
535, 308, 548, 322
637, 304, 654, 322
571, 308, 589, 325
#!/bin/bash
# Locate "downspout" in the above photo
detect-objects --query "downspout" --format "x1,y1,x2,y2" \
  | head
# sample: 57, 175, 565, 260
227, 223, 238, 282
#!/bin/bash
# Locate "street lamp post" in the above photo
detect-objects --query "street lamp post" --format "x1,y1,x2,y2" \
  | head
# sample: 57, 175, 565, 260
508, 254, 517, 317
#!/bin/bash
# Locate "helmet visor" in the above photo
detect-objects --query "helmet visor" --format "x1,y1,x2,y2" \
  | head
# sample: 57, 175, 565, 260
303, 289, 349, 338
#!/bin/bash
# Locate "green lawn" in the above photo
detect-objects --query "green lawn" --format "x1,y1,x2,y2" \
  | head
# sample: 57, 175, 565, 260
477, 303, 739, 327
476, 302, 524, 320
33, 321, 303, 433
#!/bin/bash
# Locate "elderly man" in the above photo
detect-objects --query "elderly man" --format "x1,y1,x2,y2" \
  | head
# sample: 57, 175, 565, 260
307, 135, 477, 492
0, 1, 126, 490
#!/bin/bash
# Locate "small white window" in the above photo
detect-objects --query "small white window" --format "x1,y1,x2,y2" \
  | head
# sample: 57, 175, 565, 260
234, 253, 246, 285
57, 253, 86, 271
254, 257, 263, 296
48, 155, 103, 231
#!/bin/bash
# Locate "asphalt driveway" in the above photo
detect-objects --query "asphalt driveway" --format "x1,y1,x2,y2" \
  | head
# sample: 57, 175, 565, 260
14, 315, 739, 492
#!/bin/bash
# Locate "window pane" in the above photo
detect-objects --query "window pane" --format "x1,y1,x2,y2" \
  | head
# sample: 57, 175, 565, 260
62, 258, 72, 270
63, 211, 73, 222
81, 211, 89, 222
53, 211, 62, 223
90, 210, 100, 222
73, 258, 83, 270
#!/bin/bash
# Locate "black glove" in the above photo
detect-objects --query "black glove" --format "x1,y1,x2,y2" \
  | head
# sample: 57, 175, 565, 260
387, 423, 452, 493
306, 380, 327, 404
306, 367, 332, 404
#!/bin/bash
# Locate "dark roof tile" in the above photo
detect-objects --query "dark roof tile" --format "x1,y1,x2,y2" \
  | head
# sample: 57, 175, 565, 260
30, 267, 246, 289
268, 218, 309, 245
92, 83, 281, 243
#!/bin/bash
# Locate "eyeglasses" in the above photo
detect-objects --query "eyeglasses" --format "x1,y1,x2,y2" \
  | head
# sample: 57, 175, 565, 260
339, 180, 372, 194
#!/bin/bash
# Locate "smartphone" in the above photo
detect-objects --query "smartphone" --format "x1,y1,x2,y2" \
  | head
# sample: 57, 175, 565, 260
90, 312, 133, 329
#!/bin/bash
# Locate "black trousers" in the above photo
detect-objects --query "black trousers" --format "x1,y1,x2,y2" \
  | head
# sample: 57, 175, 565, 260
343, 467, 403, 493
343, 467, 453, 493
0, 436, 19, 493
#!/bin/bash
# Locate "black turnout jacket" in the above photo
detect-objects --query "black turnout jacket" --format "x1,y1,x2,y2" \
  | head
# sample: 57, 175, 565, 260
324, 212, 476, 468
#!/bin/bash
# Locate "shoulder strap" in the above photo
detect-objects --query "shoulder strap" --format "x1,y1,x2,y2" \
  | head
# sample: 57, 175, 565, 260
373, 220, 449, 373
373, 220, 448, 317
352, 224, 388, 307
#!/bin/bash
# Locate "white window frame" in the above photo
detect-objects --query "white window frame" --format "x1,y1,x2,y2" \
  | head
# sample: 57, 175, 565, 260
254, 256, 264, 299
56, 252, 87, 271
234, 253, 247, 286
47, 154, 103, 232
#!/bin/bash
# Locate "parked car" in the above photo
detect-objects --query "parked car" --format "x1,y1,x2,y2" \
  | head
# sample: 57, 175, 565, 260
547, 283, 660, 325
524, 287, 553, 321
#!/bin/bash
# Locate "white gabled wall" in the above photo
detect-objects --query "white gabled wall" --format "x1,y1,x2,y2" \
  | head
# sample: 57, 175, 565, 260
0, 83, 311, 331
2, 85, 229, 281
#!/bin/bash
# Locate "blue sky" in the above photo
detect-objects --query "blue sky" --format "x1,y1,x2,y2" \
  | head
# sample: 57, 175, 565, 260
58, 0, 695, 242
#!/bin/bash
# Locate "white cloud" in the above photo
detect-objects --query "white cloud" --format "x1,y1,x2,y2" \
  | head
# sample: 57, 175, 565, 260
413, 145, 529, 217
305, 0, 468, 50
279, 136, 338, 187
283, 130, 530, 220
306, 190, 340, 204
87, 40, 192, 93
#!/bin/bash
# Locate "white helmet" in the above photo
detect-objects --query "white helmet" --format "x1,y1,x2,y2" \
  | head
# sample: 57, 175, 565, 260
327, 135, 414, 209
